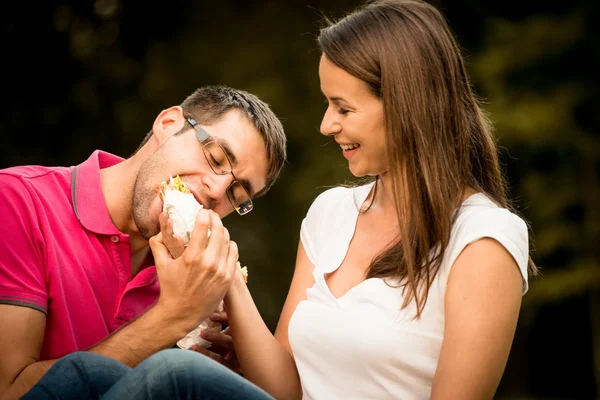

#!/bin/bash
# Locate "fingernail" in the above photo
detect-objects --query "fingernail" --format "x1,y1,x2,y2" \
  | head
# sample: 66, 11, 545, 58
211, 313, 220, 319
200, 330, 209, 338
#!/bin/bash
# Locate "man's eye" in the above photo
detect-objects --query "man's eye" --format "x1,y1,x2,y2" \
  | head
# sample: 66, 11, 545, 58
210, 152, 227, 167
210, 155, 222, 166
228, 189, 238, 201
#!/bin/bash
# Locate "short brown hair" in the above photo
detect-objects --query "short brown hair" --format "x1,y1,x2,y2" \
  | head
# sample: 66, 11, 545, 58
137, 85, 287, 197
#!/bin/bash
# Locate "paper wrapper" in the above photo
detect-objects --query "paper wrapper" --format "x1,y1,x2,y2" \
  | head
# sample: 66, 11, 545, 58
162, 189, 202, 246
177, 301, 225, 349
159, 176, 248, 349
176, 263, 248, 349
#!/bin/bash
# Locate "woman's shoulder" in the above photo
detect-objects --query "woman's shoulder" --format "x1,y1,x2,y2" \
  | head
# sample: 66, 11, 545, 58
455, 193, 528, 236
300, 183, 372, 266
301, 182, 373, 243
312, 185, 353, 205
307, 182, 374, 215
445, 193, 530, 292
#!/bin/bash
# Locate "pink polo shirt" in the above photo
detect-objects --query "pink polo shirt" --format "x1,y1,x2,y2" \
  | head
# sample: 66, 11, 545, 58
0, 150, 160, 360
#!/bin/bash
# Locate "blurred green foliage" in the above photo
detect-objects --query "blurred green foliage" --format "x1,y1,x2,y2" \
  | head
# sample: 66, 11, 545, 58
1, 0, 597, 397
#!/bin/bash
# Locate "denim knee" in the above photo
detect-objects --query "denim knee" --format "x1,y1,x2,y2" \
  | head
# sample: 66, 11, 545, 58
60, 351, 109, 367
22, 351, 130, 400
147, 349, 212, 377
102, 349, 274, 400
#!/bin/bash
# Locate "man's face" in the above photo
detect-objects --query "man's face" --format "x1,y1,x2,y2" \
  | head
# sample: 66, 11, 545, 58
132, 109, 268, 240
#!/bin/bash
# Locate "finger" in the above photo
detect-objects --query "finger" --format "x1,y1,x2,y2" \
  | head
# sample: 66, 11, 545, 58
167, 234, 185, 259
226, 240, 239, 277
164, 216, 176, 241
159, 211, 169, 235
165, 222, 186, 259
224, 350, 236, 362
207, 210, 225, 247
210, 311, 229, 324
190, 345, 226, 363
190, 346, 241, 375
159, 212, 186, 259
185, 208, 211, 255
149, 233, 170, 267
201, 329, 234, 350
202, 211, 226, 263
199, 343, 229, 358
216, 228, 231, 268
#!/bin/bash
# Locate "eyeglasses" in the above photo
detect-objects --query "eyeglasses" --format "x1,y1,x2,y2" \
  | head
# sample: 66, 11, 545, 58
185, 116, 253, 216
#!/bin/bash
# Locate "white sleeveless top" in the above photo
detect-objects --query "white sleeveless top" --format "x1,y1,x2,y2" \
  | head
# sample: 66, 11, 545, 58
288, 184, 529, 400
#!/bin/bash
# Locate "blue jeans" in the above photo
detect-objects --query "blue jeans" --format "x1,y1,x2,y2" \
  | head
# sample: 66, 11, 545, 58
22, 349, 274, 400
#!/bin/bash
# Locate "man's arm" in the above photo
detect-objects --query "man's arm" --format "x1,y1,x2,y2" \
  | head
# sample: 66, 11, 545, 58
92, 209, 238, 367
88, 302, 191, 365
0, 305, 53, 400
2, 209, 237, 399
0, 298, 192, 400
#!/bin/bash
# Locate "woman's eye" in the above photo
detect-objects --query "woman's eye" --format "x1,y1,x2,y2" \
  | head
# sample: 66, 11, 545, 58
338, 108, 349, 115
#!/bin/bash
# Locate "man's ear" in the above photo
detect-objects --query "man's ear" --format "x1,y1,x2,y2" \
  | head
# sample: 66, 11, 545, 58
151, 106, 185, 145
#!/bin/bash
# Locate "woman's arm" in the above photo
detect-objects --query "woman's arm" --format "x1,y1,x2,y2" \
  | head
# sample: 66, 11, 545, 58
431, 238, 523, 399
224, 240, 315, 400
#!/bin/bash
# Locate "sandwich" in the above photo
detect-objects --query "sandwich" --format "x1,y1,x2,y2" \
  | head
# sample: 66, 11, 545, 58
176, 263, 248, 350
158, 175, 203, 246
157, 175, 249, 349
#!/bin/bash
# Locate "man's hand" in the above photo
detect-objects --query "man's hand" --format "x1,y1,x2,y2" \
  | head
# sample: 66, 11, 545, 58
150, 209, 239, 334
158, 211, 186, 259
192, 312, 242, 375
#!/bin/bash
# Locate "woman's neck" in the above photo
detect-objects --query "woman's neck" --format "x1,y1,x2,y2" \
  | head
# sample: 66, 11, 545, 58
376, 171, 478, 212
362, 173, 396, 217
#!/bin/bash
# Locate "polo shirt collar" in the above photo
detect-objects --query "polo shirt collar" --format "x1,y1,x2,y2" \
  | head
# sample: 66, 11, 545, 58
72, 150, 125, 235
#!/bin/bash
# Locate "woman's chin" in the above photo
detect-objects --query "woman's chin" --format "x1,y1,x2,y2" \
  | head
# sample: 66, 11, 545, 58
348, 163, 364, 177
348, 162, 388, 178
348, 165, 375, 178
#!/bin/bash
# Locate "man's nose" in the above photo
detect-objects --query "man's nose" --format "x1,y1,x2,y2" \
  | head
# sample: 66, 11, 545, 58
206, 172, 234, 202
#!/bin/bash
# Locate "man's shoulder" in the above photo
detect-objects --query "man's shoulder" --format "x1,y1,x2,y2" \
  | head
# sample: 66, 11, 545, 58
0, 164, 69, 181
0, 165, 72, 207
0, 165, 71, 191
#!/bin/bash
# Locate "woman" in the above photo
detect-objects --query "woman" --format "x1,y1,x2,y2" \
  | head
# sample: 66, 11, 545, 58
24, 1, 535, 399
224, 1, 534, 398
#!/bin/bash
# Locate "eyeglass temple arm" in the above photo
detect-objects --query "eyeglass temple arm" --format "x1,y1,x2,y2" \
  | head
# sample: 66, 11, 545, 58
186, 117, 211, 142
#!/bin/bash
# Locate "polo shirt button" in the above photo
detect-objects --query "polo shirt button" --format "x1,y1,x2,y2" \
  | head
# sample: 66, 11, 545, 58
111, 236, 119, 243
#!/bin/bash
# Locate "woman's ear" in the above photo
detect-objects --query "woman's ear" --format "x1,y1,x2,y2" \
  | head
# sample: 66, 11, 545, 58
151, 106, 185, 145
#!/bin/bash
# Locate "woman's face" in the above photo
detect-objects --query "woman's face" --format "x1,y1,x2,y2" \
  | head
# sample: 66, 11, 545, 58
319, 54, 387, 178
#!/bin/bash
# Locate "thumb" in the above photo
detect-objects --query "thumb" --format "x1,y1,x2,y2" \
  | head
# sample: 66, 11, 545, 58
149, 232, 171, 266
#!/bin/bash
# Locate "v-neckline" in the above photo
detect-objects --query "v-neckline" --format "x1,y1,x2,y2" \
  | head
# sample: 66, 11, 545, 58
322, 182, 378, 301
320, 189, 487, 302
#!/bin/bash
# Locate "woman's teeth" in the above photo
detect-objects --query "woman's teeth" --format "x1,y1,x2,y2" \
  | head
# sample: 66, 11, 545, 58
340, 143, 360, 151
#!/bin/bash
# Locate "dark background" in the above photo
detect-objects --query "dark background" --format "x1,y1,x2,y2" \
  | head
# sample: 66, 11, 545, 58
2, 1, 598, 398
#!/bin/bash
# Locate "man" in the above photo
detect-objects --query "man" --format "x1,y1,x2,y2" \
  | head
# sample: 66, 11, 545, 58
0, 85, 286, 399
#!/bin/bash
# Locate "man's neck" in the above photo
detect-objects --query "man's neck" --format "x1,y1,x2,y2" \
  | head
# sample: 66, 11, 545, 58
99, 156, 149, 254
130, 246, 152, 278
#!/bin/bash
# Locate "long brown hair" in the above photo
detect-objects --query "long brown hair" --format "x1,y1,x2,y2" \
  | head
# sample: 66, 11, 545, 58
318, 0, 537, 317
